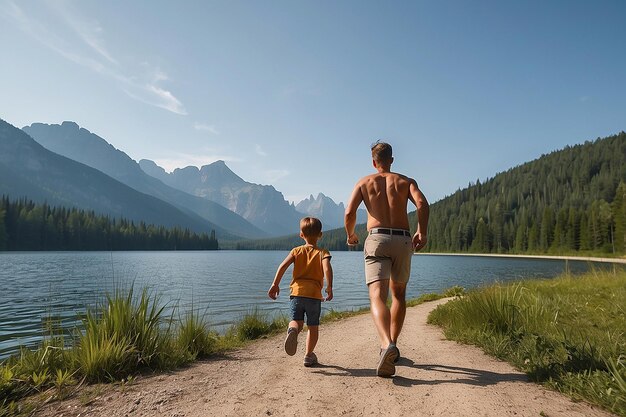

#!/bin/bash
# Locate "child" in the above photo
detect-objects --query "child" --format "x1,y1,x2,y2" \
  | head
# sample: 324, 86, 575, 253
268, 217, 333, 367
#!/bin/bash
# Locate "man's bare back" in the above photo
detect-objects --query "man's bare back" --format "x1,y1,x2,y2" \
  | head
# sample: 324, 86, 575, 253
345, 170, 429, 251
357, 172, 415, 230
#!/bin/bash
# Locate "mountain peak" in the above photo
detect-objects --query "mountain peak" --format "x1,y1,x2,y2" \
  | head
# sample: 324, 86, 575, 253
61, 121, 79, 129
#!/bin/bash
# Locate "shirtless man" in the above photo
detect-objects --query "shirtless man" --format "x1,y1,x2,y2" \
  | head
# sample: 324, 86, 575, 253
344, 141, 429, 377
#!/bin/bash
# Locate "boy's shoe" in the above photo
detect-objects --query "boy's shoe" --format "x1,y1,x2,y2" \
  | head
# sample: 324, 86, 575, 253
303, 352, 318, 367
284, 327, 298, 356
376, 345, 397, 377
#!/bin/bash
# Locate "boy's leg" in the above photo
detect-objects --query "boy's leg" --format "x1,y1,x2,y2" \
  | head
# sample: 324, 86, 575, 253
284, 320, 303, 356
289, 320, 304, 333
368, 279, 392, 349
286, 297, 306, 356
305, 325, 319, 355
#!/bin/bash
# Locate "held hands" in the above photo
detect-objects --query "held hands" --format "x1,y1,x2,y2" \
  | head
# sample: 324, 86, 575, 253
267, 284, 280, 300
346, 232, 359, 246
324, 287, 333, 302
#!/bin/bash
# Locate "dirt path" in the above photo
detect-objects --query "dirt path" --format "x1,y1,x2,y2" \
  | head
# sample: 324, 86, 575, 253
36, 299, 614, 417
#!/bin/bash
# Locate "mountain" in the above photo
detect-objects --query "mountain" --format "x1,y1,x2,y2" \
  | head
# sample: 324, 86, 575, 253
23, 122, 266, 239
295, 193, 367, 230
423, 132, 626, 255
139, 159, 303, 237
0, 119, 221, 234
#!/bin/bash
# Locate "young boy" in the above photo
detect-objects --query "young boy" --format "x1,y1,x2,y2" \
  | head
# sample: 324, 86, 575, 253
268, 217, 333, 367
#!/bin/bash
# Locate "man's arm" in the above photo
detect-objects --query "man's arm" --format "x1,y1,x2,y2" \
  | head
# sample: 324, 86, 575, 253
268, 253, 295, 299
344, 181, 364, 245
408, 180, 429, 251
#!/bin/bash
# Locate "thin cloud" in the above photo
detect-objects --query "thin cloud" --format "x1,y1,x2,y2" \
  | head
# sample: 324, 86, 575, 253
194, 122, 220, 135
255, 144, 267, 156
2, 1, 186, 115
46, 0, 118, 65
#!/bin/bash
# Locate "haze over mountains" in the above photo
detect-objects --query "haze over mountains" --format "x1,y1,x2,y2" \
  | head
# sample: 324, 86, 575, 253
1, 119, 360, 240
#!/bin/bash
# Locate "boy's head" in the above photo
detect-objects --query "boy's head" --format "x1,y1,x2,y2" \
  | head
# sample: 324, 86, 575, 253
371, 140, 393, 167
300, 217, 323, 239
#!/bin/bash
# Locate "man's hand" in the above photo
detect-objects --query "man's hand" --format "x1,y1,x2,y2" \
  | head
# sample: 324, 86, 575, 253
325, 287, 333, 301
412, 232, 427, 252
347, 232, 359, 246
268, 284, 280, 300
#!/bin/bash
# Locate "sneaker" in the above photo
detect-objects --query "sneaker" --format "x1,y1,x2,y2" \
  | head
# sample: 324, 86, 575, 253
380, 345, 400, 364
392, 345, 400, 363
376, 346, 397, 377
284, 327, 298, 356
303, 352, 318, 367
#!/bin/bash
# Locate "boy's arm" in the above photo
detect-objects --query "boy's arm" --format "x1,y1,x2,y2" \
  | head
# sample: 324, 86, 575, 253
268, 253, 295, 300
322, 257, 333, 301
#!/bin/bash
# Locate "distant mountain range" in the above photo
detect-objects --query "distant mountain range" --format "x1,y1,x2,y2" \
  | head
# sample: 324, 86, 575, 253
23, 122, 266, 239
139, 159, 303, 236
0, 118, 361, 240
295, 193, 367, 230
0, 119, 220, 234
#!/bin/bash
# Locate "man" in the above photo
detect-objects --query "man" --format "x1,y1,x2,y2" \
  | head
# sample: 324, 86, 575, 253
344, 141, 429, 377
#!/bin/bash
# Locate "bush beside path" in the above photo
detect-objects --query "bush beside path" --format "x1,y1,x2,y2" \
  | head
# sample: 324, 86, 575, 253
32, 298, 614, 417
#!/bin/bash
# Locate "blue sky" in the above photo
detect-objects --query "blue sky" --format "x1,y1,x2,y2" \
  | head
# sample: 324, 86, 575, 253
1, 1, 625, 205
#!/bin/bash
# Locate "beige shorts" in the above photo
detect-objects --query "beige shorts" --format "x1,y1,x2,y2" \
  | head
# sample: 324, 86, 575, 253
364, 232, 414, 285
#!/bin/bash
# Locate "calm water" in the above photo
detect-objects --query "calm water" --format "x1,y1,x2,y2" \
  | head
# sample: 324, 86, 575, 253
0, 251, 620, 359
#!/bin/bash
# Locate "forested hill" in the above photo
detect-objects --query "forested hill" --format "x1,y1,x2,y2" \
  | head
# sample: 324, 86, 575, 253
236, 132, 626, 255
425, 132, 626, 255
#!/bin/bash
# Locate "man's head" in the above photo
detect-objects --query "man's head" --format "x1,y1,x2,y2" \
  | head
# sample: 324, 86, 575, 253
371, 140, 393, 168
300, 217, 323, 239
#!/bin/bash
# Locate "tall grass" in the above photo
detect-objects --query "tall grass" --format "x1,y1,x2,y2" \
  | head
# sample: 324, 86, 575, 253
428, 270, 626, 416
0, 287, 289, 413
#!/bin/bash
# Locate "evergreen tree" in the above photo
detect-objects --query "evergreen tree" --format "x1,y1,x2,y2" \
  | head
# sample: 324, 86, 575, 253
0, 208, 6, 250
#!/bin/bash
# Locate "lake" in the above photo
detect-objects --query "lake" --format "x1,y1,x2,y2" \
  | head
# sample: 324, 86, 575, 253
0, 251, 621, 359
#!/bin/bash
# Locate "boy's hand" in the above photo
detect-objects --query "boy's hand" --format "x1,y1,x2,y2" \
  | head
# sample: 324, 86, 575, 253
324, 287, 333, 302
268, 284, 280, 300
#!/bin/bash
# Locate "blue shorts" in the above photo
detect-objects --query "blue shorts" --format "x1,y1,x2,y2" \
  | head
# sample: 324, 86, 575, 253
289, 296, 321, 326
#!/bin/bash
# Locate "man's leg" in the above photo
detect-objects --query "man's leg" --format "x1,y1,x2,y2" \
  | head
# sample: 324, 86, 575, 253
389, 281, 407, 344
368, 280, 392, 349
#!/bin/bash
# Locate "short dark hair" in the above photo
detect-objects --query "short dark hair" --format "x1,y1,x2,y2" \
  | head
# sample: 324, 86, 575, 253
371, 140, 393, 164
300, 217, 322, 237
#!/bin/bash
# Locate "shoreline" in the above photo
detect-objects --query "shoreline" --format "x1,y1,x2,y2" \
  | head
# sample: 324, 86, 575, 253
418, 252, 626, 264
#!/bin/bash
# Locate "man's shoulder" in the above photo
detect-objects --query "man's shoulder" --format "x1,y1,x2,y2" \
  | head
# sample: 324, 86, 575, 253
390, 171, 415, 181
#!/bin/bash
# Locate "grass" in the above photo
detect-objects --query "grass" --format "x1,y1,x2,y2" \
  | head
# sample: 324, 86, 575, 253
428, 269, 626, 416
0, 284, 461, 415
0, 287, 290, 415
